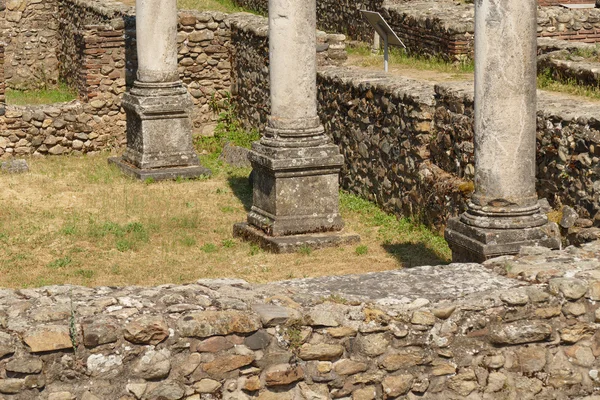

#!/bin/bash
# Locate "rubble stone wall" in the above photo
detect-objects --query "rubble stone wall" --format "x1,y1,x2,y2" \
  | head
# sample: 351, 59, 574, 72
538, 6, 600, 43
231, 21, 600, 229
431, 81, 600, 221
382, 3, 475, 61
231, 0, 384, 42
2, 243, 600, 398
0, 0, 60, 90
0, 44, 5, 112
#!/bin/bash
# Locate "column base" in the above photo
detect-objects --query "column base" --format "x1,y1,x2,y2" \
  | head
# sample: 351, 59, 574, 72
108, 157, 210, 181
233, 223, 360, 254
120, 81, 201, 170
247, 142, 346, 236
235, 131, 360, 251
445, 216, 561, 263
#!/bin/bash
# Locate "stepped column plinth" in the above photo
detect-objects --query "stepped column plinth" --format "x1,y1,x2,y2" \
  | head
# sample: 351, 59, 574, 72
233, 0, 359, 253
444, 0, 560, 262
109, 0, 210, 180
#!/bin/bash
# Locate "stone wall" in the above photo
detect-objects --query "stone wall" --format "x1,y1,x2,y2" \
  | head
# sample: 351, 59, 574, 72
0, 0, 60, 90
56, 0, 130, 99
538, 6, 600, 42
0, 44, 5, 115
317, 68, 468, 228
431, 81, 600, 221
0, 102, 125, 158
383, 2, 475, 61
231, 19, 600, 229
176, 11, 234, 135
231, 0, 383, 42
1, 242, 600, 398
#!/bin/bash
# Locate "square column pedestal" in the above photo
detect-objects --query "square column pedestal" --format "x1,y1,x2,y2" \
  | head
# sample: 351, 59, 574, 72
233, 142, 360, 253
109, 82, 210, 180
445, 203, 561, 263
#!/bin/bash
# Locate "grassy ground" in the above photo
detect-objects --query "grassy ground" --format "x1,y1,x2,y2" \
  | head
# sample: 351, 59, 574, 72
119, 0, 245, 13
6, 83, 78, 106
346, 44, 474, 81
0, 145, 450, 288
537, 68, 600, 101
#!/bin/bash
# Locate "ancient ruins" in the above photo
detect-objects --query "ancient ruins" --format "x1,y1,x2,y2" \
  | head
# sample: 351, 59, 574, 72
232, 0, 359, 252
445, 0, 561, 261
109, 0, 210, 180
0, 0, 600, 398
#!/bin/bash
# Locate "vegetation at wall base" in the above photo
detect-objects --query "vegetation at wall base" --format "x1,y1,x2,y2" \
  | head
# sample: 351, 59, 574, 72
195, 92, 260, 155
347, 43, 475, 74
537, 68, 600, 100
6, 82, 78, 106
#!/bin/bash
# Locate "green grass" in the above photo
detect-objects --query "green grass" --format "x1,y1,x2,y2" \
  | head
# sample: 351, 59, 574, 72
567, 45, 600, 61
177, 0, 245, 13
537, 68, 600, 100
196, 93, 260, 153
355, 245, 368, 256
6, 83, 78, 106
339, 191, 451, 266
347, 43, 474, 74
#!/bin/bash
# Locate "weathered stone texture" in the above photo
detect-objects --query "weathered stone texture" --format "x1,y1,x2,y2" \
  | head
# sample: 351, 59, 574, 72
0, 0, 60, 90
0, 243, 598, 397
231, 0, 383, 42
433, 80, 600, 222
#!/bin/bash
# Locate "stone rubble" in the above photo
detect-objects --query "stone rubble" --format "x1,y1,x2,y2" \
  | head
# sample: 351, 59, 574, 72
0, 243, 598, 398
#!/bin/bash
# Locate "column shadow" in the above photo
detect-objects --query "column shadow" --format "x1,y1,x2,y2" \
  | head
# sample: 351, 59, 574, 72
383, 243, 450, 268
227, 174, 253, 212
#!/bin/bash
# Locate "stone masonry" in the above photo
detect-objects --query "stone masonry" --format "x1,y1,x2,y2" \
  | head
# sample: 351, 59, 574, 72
0, 0, 59, 90
233, 0, 358, 252
445, 0, 561, 261
0, 44, 5, 117
1, 242, 600, 398
109, 0, 209, 181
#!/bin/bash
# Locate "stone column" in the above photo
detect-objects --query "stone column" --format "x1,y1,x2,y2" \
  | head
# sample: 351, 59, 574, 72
109, 0, 209, 180
233, 0, 359, 253
444, 0, 560, 262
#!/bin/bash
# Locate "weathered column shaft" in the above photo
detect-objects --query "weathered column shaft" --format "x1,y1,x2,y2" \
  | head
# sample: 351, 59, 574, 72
109, 0, 209, 180
233, 0, 359, 252
268, 0, 318, 130
444, 0, 560, 261
136, 0, 179, 83
472, 0, 538, 210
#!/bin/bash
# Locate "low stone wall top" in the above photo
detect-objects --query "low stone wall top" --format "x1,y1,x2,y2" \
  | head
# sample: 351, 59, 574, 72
539, 6, 600, 41
231, 0, 384, 42
1, 242, 600, 398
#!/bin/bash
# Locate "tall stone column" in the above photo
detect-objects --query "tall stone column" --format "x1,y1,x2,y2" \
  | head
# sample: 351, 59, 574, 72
233, 0, 359, 253
445, 0, 560, 262
109, 0, 209, 180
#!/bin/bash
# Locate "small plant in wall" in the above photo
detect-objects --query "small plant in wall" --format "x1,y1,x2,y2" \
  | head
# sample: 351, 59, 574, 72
69, 289, 78, 353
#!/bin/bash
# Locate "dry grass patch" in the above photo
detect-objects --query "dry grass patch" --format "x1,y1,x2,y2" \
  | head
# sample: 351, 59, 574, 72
0, 154, 450, 288
119, 0, 245, 13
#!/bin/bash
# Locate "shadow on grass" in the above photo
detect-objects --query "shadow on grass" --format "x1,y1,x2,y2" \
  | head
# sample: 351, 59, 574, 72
383, 242, 450, 268
227, 174, 253, 211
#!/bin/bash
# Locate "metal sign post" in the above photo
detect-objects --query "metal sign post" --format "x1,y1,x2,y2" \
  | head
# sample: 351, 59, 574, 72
360, 10, 405, 73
